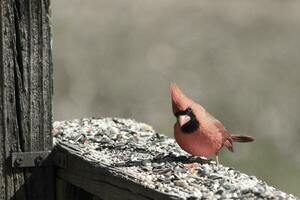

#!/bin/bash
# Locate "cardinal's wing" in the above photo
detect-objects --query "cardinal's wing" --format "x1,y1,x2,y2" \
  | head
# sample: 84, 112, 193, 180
213, 119, 234, 152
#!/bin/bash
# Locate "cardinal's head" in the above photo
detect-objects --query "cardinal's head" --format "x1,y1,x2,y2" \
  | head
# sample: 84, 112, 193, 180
170, 82, 200, 133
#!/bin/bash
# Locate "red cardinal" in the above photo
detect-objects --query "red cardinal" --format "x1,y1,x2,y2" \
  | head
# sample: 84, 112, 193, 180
170, 82, 254, 164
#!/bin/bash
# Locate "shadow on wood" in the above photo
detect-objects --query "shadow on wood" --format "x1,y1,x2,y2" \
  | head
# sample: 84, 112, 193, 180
6, 153, 55, 200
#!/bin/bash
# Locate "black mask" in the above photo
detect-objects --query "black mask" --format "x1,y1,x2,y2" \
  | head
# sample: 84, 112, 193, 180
175, 107, 200, 133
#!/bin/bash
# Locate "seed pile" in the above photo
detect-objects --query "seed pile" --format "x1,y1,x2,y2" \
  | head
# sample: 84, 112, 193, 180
53, 118, 297, 199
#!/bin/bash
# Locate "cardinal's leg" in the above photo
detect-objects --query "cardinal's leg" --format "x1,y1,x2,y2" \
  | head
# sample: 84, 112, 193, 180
215, 154, 219, 165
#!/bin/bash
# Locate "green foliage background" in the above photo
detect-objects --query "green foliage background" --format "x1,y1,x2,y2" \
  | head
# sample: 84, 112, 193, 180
53, 0, 300, 196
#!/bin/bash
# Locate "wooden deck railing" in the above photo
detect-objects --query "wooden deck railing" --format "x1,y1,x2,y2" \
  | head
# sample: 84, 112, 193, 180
0, 1, 297, 200
51, 118, 296, 200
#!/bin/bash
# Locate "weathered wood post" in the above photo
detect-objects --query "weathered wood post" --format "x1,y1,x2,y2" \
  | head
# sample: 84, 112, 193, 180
0, 0, 53, 199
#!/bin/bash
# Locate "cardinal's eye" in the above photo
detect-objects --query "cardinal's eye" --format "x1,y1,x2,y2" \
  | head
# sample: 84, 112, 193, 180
186, 107, 192, 113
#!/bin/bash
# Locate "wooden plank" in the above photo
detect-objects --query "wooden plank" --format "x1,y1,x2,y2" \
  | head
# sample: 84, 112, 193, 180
0, 0, 53, 199
53, 118, 298, 199
56, 178, 93, 200
54, 144, 176, 200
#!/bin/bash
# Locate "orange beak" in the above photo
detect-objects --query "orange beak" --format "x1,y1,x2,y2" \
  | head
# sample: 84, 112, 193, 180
178, 115, 191, 127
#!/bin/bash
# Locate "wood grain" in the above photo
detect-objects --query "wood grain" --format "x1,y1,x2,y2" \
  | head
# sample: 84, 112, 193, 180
0, 0, 53, 199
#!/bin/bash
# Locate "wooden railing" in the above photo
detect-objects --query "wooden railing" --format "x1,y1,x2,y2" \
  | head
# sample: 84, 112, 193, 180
51, 118, 296, 200
0, 0, 53, 199
0, 1, 297, 200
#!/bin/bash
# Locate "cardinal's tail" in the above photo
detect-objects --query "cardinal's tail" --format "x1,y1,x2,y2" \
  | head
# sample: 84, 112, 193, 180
231, 135, 254, 143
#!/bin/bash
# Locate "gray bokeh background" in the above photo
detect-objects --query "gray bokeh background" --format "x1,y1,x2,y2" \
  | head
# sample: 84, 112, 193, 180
53, 0, 300, 196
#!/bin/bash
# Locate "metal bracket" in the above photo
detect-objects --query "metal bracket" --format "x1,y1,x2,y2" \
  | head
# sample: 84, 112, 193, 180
12, 150, 67, 168
12, 151, 51, 168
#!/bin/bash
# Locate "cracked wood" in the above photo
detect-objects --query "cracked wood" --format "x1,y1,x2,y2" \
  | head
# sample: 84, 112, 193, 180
0, 0, 53, 199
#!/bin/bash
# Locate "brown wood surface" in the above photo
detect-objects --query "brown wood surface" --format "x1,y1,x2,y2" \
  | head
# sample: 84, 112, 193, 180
54, 142, 178, 200
0, 0, 53, 199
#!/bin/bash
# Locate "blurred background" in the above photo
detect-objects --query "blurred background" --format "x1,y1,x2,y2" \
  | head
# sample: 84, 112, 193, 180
52, 0, 300, 196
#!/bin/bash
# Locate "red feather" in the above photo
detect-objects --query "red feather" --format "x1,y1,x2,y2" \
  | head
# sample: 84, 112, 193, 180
170, 82, 254, 158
